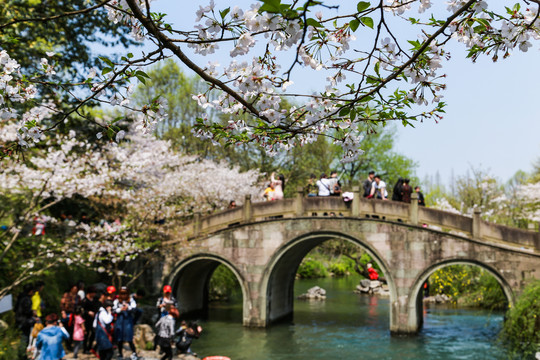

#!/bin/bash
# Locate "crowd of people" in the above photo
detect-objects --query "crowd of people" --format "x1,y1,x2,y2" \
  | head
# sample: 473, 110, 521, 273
229, 169, 426, 206
362, 171, 425, 205
303, 170, 425, 205
14, 281, 201, 360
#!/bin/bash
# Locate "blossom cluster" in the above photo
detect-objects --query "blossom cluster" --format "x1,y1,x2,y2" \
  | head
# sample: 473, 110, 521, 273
0, 50, 44, 147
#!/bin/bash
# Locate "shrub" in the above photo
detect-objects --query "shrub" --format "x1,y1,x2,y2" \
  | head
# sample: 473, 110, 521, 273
297, 259, 328, 278
328, 257, 356, 276
328, 262, 348, 276
0, 325, 21, 360
500, 280, 540, 358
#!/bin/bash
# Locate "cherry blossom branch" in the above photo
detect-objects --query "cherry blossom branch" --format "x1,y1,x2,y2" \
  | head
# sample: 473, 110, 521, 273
125, 0, 264, 120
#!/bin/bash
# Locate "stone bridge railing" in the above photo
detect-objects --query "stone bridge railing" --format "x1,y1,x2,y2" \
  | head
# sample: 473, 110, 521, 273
166, 187, 540, 252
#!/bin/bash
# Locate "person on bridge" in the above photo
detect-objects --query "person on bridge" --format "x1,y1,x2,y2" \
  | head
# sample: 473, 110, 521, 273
363, 171, 375, 197
328, 171, 342, 196
415, 186, 425, 206
305, 174, 319, 197
401, 179, 413, 203
369, 175, 388, 200
263, 183, 275, 201
316, 173, 332, 196
271, 172, 285, 200
392, 178, 404, 201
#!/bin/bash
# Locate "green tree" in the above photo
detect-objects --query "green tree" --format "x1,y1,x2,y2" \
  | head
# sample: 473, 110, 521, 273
501, 280, 540, 358
1, 0, 136, 78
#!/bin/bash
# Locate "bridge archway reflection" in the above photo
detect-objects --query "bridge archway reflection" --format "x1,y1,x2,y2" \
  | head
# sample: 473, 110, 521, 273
260, 231, 398, 327
168, 254, 249, 321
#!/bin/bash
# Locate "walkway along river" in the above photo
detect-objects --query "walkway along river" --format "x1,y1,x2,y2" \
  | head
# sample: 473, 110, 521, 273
192, 276, 505, 360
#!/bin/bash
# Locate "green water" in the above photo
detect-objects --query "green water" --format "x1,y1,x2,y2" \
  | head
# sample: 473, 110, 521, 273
192, 276, 506, 359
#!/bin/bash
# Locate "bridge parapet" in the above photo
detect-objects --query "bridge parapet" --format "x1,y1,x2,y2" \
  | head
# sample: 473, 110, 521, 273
167, 196, 540, 252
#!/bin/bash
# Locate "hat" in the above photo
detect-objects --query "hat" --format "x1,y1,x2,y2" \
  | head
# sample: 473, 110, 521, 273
163, 285, 172, 293
106, 285, 116, 294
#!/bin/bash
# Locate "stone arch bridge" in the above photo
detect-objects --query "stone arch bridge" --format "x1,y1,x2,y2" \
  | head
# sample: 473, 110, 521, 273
161, 189, 540, 335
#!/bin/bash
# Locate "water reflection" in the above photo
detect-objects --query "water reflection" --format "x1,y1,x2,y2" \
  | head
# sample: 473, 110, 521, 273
195, 276, 505, 360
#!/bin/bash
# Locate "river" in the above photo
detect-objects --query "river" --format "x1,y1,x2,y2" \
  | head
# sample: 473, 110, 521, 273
193, 276, 506, 359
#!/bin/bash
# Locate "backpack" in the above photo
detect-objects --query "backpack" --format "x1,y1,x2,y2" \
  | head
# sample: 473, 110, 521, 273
176, 329, 192, 353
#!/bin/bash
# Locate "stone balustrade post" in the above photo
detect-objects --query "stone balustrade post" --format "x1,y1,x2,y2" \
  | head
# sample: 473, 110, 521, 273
193, 212, 201, 237
243, 194, 252, 223
410, 193, 418, 225
295, 186, 304, 217
352, 186, 361, 216
472, 208, 482, 238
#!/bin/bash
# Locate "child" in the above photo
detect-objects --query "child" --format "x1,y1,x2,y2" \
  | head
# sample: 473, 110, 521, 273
27, 316, 43, 359
155, 305, 178, 360
263, 183, 275, 201
72, 306, 85, 359
176, 320, 203, 356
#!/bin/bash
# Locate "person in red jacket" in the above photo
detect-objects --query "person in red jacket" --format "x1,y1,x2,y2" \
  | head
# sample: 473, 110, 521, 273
367, 263, 379, 280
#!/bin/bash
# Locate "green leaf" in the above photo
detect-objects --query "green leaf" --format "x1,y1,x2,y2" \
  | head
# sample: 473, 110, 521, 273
374, 61, 380, 76
220, 7, 231, 19
349, 19, 360, 32
358, 95, 373, 103
357, 1, 370, 12
136, 75, 147, 85
259, 0, 281, 13
106, 127, 115, 139
339, 107, 350, 116
360, 16, 374, 29
476, 18, 490, 28
365, 76, 379, 84
306, 18, 323, 28
102, 67, 112, 75
99, 56, 114, 67
350, 108, 357, 120
135, 70, 150, 78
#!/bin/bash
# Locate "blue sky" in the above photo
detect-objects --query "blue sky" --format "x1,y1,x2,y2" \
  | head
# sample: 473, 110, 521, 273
137, 0, 540, 184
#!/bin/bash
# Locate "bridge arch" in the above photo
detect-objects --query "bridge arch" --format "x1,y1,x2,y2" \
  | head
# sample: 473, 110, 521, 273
407, 258, 515, 333
259, 230, 399, 329
166, 254, 250, 322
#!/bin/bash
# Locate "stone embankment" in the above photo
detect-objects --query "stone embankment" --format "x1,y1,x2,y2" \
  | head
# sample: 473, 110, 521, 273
423, 294, 452, 304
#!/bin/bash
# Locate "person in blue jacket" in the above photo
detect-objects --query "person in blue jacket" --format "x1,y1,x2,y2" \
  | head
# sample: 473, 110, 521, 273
35, 313, 69, 360
113, 287, 139, 359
